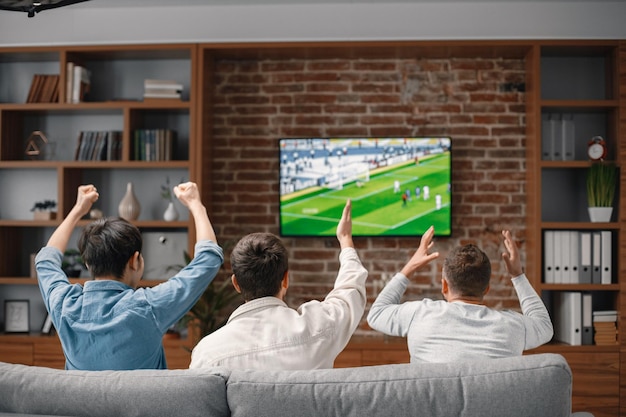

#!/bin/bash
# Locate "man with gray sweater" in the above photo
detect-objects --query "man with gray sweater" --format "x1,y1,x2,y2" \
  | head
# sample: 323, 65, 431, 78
367, 228, 553, 363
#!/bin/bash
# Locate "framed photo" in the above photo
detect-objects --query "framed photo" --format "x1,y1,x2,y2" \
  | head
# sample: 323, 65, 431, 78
4, 300, 29, 333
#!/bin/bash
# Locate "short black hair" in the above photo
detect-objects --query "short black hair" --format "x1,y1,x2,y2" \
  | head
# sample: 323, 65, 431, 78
230, 232, 288, 301
442, 244, 491, 297
78, 217, 142, 279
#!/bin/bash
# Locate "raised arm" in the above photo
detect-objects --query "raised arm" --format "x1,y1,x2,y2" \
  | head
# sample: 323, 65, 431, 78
336, 199, 354, 250
502, 229, 554, 346
501, 229, 523, 278
173, 182, 217, 244
400, 226, 440, 278
46, 184, 99, 252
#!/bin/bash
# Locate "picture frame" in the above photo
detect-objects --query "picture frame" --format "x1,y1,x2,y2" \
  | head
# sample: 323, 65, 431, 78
4, 300, 29, 333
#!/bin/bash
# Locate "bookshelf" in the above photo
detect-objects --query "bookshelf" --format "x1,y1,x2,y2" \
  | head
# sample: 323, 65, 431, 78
525, 40, 624, 417
0, 44, 202, 353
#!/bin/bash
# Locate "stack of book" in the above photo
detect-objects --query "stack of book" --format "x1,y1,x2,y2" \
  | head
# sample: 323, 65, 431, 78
26, 74, 60, 103
593, 310, 618, 345
66, 63, 91, 103
143, 79, 183, 100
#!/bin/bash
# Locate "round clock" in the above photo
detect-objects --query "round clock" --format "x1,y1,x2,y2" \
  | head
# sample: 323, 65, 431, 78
587, 136, 607, 161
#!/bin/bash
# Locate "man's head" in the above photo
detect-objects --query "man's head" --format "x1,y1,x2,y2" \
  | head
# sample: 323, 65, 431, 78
78, 217, 143, 281
442, 244, 491, 298
230, 232, 288, 302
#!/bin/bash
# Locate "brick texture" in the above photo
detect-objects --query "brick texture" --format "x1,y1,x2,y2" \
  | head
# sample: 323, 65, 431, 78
210, 56, 527, 336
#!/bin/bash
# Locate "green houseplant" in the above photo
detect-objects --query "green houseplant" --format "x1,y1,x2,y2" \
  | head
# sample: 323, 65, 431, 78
586, 161, 617, 222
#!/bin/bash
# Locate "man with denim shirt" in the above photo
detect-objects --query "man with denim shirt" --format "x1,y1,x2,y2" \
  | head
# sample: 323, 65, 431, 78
35, 182, 223, 370
189, 199, 367, 370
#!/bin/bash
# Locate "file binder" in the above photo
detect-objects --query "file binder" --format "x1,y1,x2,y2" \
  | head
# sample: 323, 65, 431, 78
544, 231, 555, 284
568, 230, 579, 284
578, 231, 592, 284
601, 230, 612, 284
581, 293, 593, 345
560, 231, 571, 283
553, 231, 563, 284
553, 291, 582, 346
592, 232, 601, 284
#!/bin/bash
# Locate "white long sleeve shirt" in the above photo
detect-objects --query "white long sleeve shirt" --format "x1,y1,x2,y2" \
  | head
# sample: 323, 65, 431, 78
189, 247, 367, 370
367, 273, 554, 363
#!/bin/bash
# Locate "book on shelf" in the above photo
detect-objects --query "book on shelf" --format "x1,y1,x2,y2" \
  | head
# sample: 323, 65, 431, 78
74, 130, 122, 161
543, 230, 612, 284
69, 64, 91, 103
133, 129, 176, 161
26, 74, 60, 103
143, 78, 183, 100
592, 310, 618, 346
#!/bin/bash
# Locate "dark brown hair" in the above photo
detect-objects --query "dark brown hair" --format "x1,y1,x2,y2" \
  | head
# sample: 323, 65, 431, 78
230, 232, 288, 301
442, 244, 491, 297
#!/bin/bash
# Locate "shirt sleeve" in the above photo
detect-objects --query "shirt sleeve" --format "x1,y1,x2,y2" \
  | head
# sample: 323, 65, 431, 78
511, 274, 554, 349
143, 240, 224, 332
34, 246, 73, 315
367, 273, 417, 337
297, 247, 368, 354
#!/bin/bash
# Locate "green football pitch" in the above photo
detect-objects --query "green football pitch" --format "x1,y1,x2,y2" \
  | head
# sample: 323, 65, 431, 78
280, 152, 451, 237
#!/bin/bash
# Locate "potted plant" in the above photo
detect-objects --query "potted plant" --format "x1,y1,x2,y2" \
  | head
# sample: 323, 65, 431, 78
31, 199, 57, 220
586, 161, 618, 222
62, 249, 85, 278
160, 176, 182, 221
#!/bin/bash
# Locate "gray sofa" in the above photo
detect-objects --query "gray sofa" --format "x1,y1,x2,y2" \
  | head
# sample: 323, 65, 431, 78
0, 353, 579, 417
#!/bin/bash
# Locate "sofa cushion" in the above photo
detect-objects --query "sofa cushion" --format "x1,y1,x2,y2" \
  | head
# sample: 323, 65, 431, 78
226, 353, 572, 417
0, 362, 230, 417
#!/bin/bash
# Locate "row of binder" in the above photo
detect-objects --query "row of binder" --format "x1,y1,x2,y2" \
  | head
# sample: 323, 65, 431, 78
553, 291, 617, 346
541, 113, 575, 161
543, 230, 612, 285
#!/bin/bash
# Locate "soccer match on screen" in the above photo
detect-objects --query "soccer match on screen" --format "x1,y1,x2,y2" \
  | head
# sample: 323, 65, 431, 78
279, 137, 452, 237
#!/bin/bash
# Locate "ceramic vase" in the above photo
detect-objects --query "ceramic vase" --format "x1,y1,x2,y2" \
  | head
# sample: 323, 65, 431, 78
588, 207, 613, 223
163, 201, 179, 221
118, 182, 141, 221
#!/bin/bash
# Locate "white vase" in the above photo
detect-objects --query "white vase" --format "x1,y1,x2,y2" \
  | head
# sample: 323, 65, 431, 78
163, 201, 179, 221
118, 182, 141, 221
588, 207, 612, 222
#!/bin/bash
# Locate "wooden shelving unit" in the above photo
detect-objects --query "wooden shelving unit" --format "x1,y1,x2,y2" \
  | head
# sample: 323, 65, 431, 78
0, 44, 202, 361
525, 40, 624, 417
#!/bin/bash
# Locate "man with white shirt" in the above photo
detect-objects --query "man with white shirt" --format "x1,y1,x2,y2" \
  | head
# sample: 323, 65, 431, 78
189, 199, 367, 370
367, 228, 553, 363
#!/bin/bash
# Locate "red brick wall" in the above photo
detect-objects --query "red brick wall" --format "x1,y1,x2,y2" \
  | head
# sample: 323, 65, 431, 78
210, 56, 527, 335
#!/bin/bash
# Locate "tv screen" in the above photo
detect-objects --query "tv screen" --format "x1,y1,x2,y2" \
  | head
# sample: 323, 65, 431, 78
279, 137, 452, 237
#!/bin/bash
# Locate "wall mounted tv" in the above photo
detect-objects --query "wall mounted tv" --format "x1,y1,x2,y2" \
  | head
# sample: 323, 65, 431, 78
279, 137, 452, 237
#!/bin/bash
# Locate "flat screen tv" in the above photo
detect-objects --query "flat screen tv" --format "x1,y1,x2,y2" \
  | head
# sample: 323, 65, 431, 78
279, 137, 452, 237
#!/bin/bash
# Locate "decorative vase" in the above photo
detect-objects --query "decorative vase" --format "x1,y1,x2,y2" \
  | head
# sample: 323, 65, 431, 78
588, 207, 612, 223
163, 201, 179, 221
118, 182, 141, 221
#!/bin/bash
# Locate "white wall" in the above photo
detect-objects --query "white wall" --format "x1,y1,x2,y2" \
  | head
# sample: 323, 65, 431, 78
0, 1, 625, 46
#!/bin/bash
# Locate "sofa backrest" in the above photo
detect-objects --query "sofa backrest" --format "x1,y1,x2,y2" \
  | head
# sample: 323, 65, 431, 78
226, 353, 572, 417
0, 362, 230, 417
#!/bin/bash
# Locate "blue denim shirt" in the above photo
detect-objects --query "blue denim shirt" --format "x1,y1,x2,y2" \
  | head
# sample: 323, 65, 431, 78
35, 240, 224, 370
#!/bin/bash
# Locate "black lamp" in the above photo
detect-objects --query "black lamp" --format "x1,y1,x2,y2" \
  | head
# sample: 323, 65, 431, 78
0, 0, 90, 18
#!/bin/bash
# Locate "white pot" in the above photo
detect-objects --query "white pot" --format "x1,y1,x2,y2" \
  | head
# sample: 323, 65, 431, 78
588, 207, 613, 222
